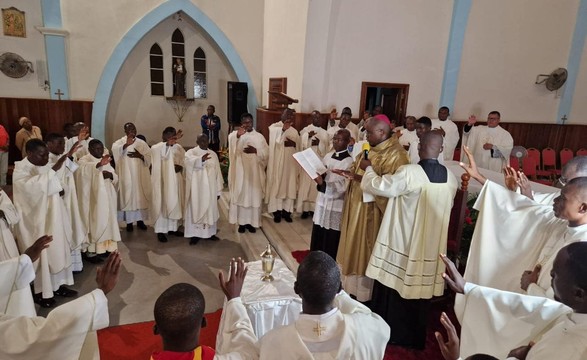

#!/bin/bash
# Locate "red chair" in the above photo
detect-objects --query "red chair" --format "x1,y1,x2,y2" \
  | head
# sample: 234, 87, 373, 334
542, 148, 559, 176
560, 148, 574, 168
523, 157, 553, 185
453, 148, 461, 162
509, 156, 520, 171
577, 148, 587, 156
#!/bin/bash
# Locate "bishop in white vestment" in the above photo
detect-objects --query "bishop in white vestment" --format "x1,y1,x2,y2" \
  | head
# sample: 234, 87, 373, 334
297, 111, 329, 217
228, 114, 269, 232
150, 127, 185, 243
112, 122, 152, 230
184, 134, 224, 244
462, 111, 513, 172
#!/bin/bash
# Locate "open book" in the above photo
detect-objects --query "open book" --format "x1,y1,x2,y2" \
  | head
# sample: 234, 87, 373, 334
293, 148, 327, 179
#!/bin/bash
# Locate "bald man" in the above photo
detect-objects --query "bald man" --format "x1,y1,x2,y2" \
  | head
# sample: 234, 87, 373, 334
335, 115, 409, 301
359, 132, 457, 349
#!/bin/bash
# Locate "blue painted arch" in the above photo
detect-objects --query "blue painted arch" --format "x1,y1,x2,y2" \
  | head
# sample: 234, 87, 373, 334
91, 0, 259, 142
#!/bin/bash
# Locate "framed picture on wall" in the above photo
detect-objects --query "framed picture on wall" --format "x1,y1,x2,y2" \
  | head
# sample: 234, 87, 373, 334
2, 7, 26, 38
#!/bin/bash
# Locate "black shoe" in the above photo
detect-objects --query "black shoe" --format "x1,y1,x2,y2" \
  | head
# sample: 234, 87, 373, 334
189, 237, 200, 245
82, 252, 104, 264
157, 233, 168, 243
208, 235, 220, 241
54, 286, 78, 298
73, 270, 83, 275
301, 211, 310, 219
97, 252, 110, 258
137, 221, 148, 230
238, 225, 246, 233
282, 211, 293, 223
126, 223, 134, 232
245, 224, 256, 233
273, 211, 282, 223
34, 294, 56, 308
168, 230, 184, 237
309, 211, 314, 216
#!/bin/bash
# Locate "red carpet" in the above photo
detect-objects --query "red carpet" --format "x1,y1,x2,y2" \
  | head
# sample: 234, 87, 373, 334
291, 249, 310, 264
97, 308, 222, 360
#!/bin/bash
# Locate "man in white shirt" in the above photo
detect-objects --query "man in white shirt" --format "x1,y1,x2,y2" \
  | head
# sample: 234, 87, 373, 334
398, 116, 418, 149
437, 243, 587, 360
408, 117, 445, 164
462, 111, 513, 172
112, 122, 152, 232
431, 106, 460, 161
259, 251, 390, 359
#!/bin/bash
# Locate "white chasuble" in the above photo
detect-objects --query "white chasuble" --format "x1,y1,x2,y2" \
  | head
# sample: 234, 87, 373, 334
0, 255, 36, 317
462, 125, 513, 172
297, 124, 329, 213
112, 136, 152, 212
185, 146, 223, 226
431, 118, 459, 161
0, 189, 20, 261
150, 142, 185, 224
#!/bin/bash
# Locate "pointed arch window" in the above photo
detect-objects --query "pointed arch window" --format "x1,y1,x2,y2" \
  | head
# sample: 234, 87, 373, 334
193, 47, 207, 98
149, 43, 164, 96
171, 29, 186, 96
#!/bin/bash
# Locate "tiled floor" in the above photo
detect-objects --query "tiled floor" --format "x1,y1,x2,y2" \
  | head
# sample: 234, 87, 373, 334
38, 191, 313, 326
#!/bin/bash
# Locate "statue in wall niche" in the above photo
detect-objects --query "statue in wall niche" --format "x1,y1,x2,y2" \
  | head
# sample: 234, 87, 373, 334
173, 58, 186, 97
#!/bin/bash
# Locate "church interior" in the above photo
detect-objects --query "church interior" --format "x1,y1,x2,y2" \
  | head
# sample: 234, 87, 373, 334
1, 0, 587, 359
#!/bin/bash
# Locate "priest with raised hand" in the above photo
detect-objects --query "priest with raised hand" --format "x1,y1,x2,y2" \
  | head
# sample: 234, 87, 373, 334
334, 114, 409, 301
13, 139, 78, 308
266, 108, 300, 223
64, 122, 93, 161
46, 132, 87, 273
184, 134, 224, 245
360, 131, 457, 349
150, 127, 185, 243
0, 251, 122, 360
439, 243, 587, 360
462, 111, 513, 172
228, 113, 269, 234
112, 122, 152, 232
75, 140, 120, 262
297, 110, 329, 219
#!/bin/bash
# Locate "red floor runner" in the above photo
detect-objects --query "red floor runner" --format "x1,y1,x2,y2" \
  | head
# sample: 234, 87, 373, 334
97, 308, 222, 360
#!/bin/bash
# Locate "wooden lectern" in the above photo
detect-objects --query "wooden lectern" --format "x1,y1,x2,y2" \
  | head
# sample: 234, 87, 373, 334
257, 89, 300, 140
267, 91, 298, 111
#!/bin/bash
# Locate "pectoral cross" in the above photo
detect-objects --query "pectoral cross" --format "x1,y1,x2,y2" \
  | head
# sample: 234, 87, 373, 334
312, 323, 326, 337
54, 89, 64, 100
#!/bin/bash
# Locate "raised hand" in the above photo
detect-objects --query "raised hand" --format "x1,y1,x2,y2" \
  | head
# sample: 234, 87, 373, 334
440, 254, 465, 294
520, 264, 541, 291
125, 134, 135, 146
518, 171, 534, 199
459, 146, 487, 185
438, 126, 446, 137
467, 115, 477, 126
78, 126, 90, 141
504, 166, 519, 191
176, 129, 184, 139
67, 141, 83, 158
218, 257, 248, 300
96, 251, 122, 295
435, 312, 460, 360
24, 235, 53, 262
99, 154, 111, 167
237, 127, 246, 138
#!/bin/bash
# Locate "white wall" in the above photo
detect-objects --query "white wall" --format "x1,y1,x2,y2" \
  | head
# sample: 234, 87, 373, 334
0, 0, 49, 98
569, 35, 587, 125
454, 0, 579, 123
262, 0, 309, 111
60, 0, 264, 105
301, 0, 453, 118
106, 16, 236, 147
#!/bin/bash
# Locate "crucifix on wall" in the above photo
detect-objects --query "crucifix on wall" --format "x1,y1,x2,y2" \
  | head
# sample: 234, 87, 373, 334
54, 89, 64, 100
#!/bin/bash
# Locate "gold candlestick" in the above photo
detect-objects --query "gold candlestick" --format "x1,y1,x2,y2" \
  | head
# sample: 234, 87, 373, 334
260, 244, 275, 282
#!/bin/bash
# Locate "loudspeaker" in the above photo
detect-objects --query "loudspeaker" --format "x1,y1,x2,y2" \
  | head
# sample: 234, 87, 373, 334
227, 82, 248, 125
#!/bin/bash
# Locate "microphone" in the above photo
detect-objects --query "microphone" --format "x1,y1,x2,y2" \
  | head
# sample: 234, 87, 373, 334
362, 142, 370, 160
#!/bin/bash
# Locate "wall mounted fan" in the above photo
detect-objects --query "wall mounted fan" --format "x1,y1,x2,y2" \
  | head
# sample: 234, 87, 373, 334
535, 68, 567, 91
0, 52, 34, 78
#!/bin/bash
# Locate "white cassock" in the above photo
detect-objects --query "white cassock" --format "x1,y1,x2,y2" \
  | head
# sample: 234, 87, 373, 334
266, 122, 300, 213
64, 136, 93, 161
150, 142, 185, 233
361, 164, 457, 299
112, 136, 152, 223
0, 255, 36, 317
456, 283, 587, 360
228, 130, 268, 227
408, 139, 445, 165
462, 181, 587, 298
297, 124, 329, 213
213, 298, 260, 359
184, 146, 223, 238
13, 158, 74, 298
0, 189, 20, 261
431, 118, 459, 161
0, 288, 109, 360
327, 123, 359, 152
76, 154, 121, 254
398, 129, 418, 148
48, 153, 87, 272
462, 125, 513, 172
258, 291, 390, 359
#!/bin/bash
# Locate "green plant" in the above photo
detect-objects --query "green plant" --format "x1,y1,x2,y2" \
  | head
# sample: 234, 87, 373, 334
459, 194, 479, 265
